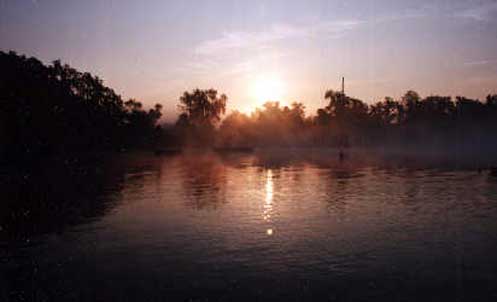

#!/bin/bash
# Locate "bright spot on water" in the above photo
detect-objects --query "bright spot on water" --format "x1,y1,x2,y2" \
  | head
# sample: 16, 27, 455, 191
264, 170, 274, 233
265, 169, 273, 206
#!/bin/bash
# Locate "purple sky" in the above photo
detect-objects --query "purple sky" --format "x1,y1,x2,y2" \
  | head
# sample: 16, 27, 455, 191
2, 0, 497, 120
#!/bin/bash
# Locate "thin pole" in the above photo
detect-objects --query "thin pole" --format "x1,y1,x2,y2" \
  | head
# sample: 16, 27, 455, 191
341, 77, 345, 95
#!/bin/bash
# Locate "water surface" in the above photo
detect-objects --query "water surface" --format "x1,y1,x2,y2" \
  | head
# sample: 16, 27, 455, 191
2, 150, 497, 301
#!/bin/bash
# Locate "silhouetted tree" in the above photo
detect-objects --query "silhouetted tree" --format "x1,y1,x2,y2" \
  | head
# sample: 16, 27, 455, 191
370, 97, 401, 126
0, 51, 163, 163
175, 89, 227, 146
4, 51, 497, 155
213, 88, 497, 151
177, 89, 227, 127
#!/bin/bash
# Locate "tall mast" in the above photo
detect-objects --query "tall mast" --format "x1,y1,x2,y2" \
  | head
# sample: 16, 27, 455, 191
341, 77, 345, 95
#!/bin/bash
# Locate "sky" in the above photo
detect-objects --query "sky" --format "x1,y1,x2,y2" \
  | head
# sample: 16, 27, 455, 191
1, 0, 497, 120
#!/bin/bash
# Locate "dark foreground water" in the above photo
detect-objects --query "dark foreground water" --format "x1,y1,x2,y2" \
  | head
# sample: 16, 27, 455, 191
2, 150, 497, 301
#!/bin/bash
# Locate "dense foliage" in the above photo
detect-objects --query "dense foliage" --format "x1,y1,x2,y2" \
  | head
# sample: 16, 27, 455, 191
2, 51, 496, 157
0, 51, 162, 163
175, 89, 227, 146
212, 91, 497, 152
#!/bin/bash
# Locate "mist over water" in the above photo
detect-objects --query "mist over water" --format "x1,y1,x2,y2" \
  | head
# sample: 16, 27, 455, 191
2, 150, 497, 301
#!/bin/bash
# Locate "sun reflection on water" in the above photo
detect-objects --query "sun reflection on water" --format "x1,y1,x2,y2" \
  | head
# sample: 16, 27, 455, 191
264, 169, 274, 235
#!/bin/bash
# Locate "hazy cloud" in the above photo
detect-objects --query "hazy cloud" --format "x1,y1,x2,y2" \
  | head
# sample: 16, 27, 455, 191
183, 51, 289, 78
194, 20, 363, 56
455, 1, 497, 21
464, 59, 497, 66
194, 6, 439, 57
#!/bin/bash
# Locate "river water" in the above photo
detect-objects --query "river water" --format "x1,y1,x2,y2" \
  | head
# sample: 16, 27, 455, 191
2, 150, 497, 301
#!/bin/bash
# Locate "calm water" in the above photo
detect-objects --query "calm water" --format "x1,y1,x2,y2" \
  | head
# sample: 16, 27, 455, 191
2, 150, 497, 301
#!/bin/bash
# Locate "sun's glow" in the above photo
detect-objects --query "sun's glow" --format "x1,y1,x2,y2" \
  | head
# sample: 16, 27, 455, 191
251, 74, 286, 107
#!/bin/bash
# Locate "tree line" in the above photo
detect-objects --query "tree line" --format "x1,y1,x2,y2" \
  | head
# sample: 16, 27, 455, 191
2, 51, 497, 163
174, 88, 497, 154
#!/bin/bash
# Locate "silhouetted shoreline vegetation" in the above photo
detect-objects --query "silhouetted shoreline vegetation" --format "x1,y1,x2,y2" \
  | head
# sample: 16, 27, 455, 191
174, 81, 497, 157
0, 51, 162, 166
2, 51, 497, 163
211, 91, 497, 154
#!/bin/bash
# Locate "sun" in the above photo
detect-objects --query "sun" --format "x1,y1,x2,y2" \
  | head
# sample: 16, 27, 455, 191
251, 74, 286, 106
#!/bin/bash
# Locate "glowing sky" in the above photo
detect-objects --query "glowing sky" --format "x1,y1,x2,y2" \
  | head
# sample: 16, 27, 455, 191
1, 0, 497, 120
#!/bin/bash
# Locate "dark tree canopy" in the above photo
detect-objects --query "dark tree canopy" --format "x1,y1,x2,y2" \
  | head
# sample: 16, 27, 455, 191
2, 51, 497, 155
214, 90, 497, 151
0, 51, 163, 163
177, 89, 227, 128
175, 89, 227, 146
